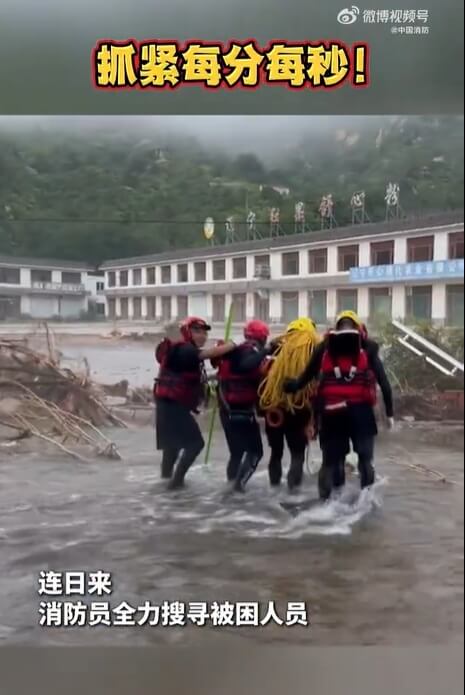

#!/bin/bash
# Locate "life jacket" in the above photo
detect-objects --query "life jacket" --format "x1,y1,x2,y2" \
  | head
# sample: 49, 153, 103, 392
217, 342, 263, 408
318, 348, 377, 412
154, 338, 203, 411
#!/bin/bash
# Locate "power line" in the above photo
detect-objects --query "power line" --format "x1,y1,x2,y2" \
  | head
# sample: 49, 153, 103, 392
0, 208, 461, 226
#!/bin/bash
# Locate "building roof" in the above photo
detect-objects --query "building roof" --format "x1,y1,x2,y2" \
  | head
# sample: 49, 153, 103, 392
0, 255, 95, 270
100, 210, 464, 269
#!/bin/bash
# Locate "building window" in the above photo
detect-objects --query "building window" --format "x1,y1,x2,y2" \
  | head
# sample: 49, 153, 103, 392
177, 264, 188, 283
371, 241, 394, 266
161, 297, 172, 320
449, 232, 464, 260
254, 255, 271, 279
96, 303, 105, 316
308, 249, 327, 274
132, 269, 142, 286
231, 293, 246, 321
282, 291, 299, 324
308, 290, 327, 325
107, 298, 116, 318
446, 285, 464, 327
338, 245, 359, 272
31, 269, 52, 283
254, 292, 270, 322
232, 257, 247, 279
407, 236, 434, 262
194, 261, 206, 282
177, 295, 188, 318
369, 288, 392, 322
119, 270, 128, 287
282, 252, 299, 276
337, 289, 358, 314
146, 267, 156, 285
147, 296, 156, 319
62, 271, 82, 284
120, 297, 129, 319
406, 286, 432, 322
161, 266, 171, 284
0, 267, 20, 284
96, 282, 104, 292
133, 297, 142, 319
213, 259, 226, 281
212, 294, 226, 322
108, 272, 116, 288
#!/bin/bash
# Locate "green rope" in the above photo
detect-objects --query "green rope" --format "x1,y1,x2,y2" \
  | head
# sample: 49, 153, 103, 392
204, 301, 234, 466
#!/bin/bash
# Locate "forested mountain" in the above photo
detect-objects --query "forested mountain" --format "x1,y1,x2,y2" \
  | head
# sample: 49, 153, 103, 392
0, 115, 463, 264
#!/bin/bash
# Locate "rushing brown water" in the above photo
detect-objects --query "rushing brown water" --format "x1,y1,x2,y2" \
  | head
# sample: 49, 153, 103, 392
0, 340, 463, 645
0, 421, 463, 646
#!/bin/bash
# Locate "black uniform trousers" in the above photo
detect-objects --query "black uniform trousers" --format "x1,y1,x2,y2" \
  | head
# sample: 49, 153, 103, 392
219, 404, 263, 482
265, 409, 311, 488
317, 403, 377, 500
156, 398, 205, 487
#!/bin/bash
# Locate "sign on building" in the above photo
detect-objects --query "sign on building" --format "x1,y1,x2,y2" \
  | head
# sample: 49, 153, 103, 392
350, 259, 465, 283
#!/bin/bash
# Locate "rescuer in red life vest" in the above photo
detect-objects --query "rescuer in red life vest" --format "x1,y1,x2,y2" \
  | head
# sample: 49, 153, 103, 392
284, 311, 394, 501
213, 319, 271, 492
154, 317, 236, 490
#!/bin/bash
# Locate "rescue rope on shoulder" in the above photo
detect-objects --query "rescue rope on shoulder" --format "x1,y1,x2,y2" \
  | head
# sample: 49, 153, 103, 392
265, 407, 284, 428
258, 328, 320, 415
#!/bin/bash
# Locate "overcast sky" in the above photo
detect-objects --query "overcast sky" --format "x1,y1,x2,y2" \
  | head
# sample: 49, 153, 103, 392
0, 115, 388, 157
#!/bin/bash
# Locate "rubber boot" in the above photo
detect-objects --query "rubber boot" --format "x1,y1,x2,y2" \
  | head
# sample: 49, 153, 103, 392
287, 453, 304, 491
234, 453, 261, 493
161, 449, 178, 479
358, 456, 375, 489
227, 455, 243, 482
268, 454, 282, 487
332, 458, 346, 492
318, 463, 333, 501
167, 444, 201, 490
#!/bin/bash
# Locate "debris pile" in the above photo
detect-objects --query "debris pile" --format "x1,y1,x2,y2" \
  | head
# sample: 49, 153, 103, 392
0, 336, 126, 460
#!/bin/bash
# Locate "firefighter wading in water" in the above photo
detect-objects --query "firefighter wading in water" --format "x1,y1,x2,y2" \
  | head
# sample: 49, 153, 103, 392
154, 317, 235, 490
284, 311, 394, 500
213, 319, 271, 493
258, 317, 321, 491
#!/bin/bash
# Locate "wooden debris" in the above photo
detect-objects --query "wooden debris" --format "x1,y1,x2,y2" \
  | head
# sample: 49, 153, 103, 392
0, 331, 125, 460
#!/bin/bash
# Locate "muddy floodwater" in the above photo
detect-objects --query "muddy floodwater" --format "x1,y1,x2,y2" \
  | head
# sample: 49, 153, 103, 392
0, 338, 463, 646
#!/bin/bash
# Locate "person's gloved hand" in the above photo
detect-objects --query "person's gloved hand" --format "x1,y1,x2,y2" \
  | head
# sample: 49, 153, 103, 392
268, 338, 281, 353
283, 378, 300, 394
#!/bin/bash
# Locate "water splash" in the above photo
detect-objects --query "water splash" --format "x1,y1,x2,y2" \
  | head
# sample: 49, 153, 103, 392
145, 468, 388, 539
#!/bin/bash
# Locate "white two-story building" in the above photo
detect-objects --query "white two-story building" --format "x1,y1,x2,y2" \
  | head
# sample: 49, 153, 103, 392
0, 256, 105, 320
100, 212, 464, 329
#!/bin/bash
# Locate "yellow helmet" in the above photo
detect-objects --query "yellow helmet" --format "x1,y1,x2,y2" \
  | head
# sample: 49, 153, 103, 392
286, 317, 317, 333
336, 310, 362, 328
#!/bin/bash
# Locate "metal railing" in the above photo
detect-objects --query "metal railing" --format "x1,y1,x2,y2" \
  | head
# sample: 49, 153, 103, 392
393, 319, 464, 377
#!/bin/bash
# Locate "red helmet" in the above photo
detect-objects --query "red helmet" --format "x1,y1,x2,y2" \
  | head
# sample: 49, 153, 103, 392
244, 319, 270, 342
180, 316, 211, 341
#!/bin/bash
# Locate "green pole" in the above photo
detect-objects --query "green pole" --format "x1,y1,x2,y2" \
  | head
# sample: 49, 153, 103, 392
204, 301, 235, 466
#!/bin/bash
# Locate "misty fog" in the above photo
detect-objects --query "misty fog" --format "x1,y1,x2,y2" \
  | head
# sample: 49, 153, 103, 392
0, 115, 396, 160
